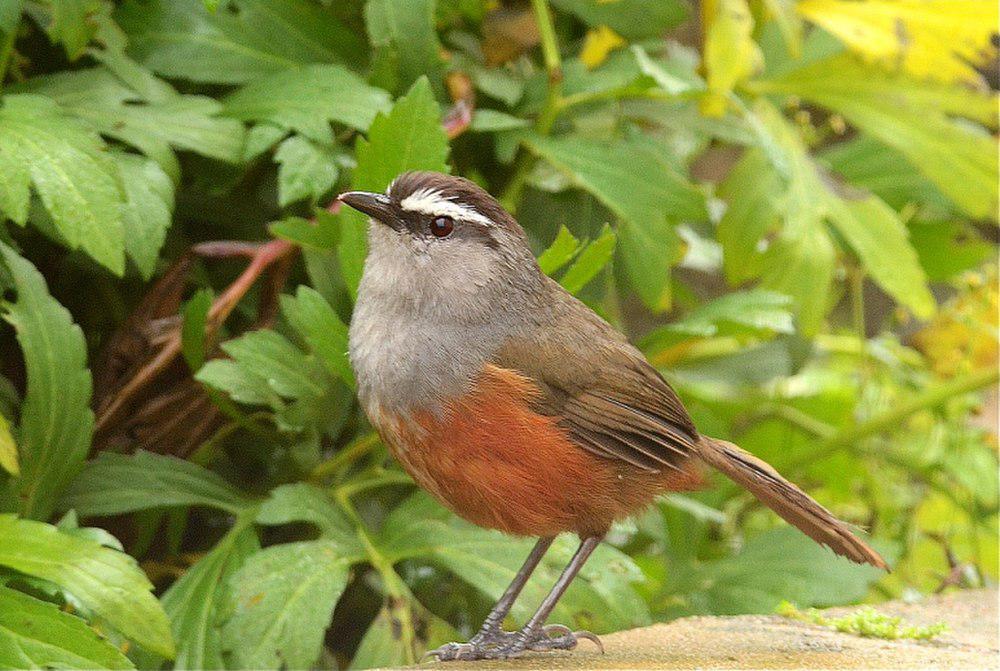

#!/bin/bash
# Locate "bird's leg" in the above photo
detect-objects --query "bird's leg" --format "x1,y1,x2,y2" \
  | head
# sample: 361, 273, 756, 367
501, 535, 604, 657
425, 536, 554, 661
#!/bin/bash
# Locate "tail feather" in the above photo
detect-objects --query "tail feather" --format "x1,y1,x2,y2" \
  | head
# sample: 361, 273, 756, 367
697, 436, 887, 569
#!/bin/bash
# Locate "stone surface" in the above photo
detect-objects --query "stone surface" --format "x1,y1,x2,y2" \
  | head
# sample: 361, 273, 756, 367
417, 589, 997, 670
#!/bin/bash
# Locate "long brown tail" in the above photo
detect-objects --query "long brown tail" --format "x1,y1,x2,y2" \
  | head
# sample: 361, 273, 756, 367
697, 436, 887, 569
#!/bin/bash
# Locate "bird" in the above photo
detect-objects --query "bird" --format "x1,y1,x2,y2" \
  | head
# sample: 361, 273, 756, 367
338, 171, 887, 661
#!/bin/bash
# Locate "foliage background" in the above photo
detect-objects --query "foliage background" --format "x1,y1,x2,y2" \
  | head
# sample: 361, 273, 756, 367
0, 0, 997, 668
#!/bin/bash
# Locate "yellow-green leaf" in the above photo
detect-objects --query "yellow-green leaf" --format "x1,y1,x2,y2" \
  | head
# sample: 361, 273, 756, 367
0, 414, 17, 476
797, 0, 998, 83
701, 0, 762, 116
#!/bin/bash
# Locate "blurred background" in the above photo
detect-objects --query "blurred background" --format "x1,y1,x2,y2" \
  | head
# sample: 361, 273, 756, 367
0, 0, 996, 669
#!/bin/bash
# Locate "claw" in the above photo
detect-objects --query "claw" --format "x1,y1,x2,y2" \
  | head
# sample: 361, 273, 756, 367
573, 629, 604, 654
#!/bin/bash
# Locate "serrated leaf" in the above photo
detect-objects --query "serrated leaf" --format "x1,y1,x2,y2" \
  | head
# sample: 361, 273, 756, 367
340, 77, 450, 296
0, 586, 134, 670
559, 224, 616, 295
824, 192, 934, 318
642, 290, 794, 353
0, 95, 125, 274
280, 286, 354, 389
0, 414, 17, 477
273, 135, 340, 206
365, 0, 443, 94
222, 540, 351, 670
61, 451, 251, 517
256, 483, 359, 553
756, 54, 999, 219
220, 331, 325, 400
17, 65, 246, 167
0, 243, 92, 521
378, 493, 649, 633
115, 152, 174, 279
537, 225, 581, 275
161, 525, 258, 670
223, 65, 391, 142
524, 134, 705, 310
116, 0, 366, 84
796, 0, 998, 83
0, 515, 174, 657
195, 359, 277, 407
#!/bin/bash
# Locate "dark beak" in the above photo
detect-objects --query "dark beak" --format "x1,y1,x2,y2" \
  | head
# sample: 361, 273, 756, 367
338, 191, 401, 229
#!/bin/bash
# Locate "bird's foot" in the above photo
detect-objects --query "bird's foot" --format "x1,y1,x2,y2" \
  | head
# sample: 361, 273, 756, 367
424, 624, 603, 661
507, 624, 604, 656
422, 626, 517, 661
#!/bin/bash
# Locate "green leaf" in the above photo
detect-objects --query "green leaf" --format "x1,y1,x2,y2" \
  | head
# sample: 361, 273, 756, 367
0, 243, 92, 521
525, 134, 704, 310
181, 288, 213, 371
223, 65, 391, 141
0, 0, 22, 35
559, 224, 616, 296
339, 77, 450, 296
116, 0, 366, 84
0, 586, 134, 670
255, 483, 360, 553
756, 54, 999, 219
0, 95, 125, 274
716, 148, 781, 284
0, 414, 17, 477
617, 217, 681, 312
17, 65, 247, 168
222, 540, 351, 670
273, 135, 340, 206
537, 225, 581, 275
161, 525, 258, 670
0, 515, 174, 657
220, 331, 325, 400
470, 109, 531, 132
269, 213, 339, 250
195, 359, 277, 407
348, 606, 410, 670
824, 192, 934, 318
661, 527, 889, 618
364, 0, 443, 94
643, 290, 794, 352
280, 286, 355, 389
44, 0, 96, 60
378, 493, 649, 633
550, 0, 687, 40
61, 451, 251, 517
115, 152, 174, 279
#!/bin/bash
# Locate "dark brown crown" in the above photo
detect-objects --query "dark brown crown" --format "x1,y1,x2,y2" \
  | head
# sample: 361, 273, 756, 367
388, 171, 524, 237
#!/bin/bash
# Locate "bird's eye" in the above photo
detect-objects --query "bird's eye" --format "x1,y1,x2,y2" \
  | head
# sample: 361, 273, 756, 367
430, 215, 454, 238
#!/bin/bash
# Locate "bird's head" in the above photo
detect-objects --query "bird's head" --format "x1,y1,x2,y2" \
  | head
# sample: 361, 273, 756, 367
339, 171, 543, 313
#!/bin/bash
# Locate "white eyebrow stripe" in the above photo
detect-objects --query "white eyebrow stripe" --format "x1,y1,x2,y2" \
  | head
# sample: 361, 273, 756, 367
399, 188, 493, 226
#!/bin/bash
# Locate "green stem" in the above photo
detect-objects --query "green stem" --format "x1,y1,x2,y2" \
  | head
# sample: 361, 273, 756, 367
500, 0, 562, 212
309, 432, 380, 483
335, 470, 412, 500
739, 403, 836, 439
820, 366, 999, 451
335, 490, 418, 664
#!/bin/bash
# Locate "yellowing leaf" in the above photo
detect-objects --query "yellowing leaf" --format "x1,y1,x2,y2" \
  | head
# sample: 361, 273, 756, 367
797, 0, 999, 83
702, 0, 763, 116
580, 25, 626, 69
0, 415, 17, 476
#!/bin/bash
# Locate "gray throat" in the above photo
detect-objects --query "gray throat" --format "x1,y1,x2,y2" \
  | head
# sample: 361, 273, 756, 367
348, 222, 545, 415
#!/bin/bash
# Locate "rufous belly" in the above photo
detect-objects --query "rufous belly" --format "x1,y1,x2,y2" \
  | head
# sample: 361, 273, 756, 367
368, 364, 702, 537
